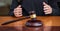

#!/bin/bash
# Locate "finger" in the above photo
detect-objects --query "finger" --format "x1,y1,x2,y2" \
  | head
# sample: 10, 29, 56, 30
14, 12, 22, 16
14, 13, 22, 15
14, 9, 22, 13
44, 11, 51, 14
44, 5, 49, 8
15, 15, 22, 17
45, 12, 51, 14
43, 2, 48, 6
15, 14, 22, 17
17, 5, 21, 8
14, 11, 22, 14
14, 8, 22, 12
43, 7, 49, 11
44, 10, 52, 14
44, 10, 48, 13
15, 9, 22, 12
45, 12, 49, 14
44, 10, 50, 13
14, 10, 22, 13
16, 8, 22, 10
14, 6, 22, 11
14, 10, 22, 12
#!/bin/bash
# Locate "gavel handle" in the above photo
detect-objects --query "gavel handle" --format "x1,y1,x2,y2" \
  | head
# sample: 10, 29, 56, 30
2, 16, 30, 25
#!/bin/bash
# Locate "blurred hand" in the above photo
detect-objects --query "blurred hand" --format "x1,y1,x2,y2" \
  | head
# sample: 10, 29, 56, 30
43, 2, 52, 14
14, 5, 22, 17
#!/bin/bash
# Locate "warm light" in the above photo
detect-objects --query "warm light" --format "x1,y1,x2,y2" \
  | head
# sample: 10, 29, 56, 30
30, 14, 36, 18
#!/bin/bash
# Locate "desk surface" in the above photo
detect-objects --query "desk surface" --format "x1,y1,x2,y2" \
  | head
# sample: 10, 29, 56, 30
0, 16, 60, 31
0, 16, 60, 26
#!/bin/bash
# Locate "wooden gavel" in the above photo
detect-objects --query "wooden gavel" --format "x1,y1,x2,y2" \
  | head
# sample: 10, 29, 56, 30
2, 16, 30, 25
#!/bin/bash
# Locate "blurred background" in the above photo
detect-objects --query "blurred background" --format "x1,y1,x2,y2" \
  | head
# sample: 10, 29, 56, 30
0, 0, 60, 16
0, 0, 12, 16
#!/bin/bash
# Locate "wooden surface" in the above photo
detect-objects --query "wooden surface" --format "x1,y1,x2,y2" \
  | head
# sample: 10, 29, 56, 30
0, 16, 60, 26
0, 16, 60, 31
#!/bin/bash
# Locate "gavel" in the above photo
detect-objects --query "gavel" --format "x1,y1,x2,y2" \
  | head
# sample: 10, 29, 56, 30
2, 16, 30, 25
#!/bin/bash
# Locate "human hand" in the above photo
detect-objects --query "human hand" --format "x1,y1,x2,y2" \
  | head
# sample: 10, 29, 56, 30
14, 5, 22, 17
43, 2, 52, 14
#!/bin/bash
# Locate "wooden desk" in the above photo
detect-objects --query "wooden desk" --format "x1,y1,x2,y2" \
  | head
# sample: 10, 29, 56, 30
0, 16, 60, 31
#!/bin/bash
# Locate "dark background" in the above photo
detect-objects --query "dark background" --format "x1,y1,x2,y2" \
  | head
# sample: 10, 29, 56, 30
0, 0, 60, 16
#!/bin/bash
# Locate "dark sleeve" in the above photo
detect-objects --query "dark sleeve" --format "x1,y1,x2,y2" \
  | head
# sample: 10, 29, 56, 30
48, 0, 60, 16
9, 0, 18, 16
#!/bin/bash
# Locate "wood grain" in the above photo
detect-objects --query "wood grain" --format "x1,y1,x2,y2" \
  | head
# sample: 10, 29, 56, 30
0, 16, 60, 31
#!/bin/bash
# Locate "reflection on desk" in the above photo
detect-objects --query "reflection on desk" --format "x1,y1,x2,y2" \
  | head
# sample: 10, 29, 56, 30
0, 16, 60, 31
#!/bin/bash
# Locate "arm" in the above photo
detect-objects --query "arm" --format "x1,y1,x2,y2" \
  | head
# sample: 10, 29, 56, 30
9, 0, 18, 16
48, 0, 60, 16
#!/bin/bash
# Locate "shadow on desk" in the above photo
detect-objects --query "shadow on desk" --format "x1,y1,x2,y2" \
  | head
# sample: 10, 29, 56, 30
0, 26, 22, 31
